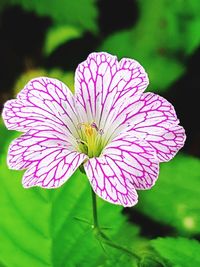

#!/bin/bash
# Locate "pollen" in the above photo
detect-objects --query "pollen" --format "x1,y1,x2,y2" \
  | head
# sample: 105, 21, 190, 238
77, 122, 104, 157
85, 125, 94, 137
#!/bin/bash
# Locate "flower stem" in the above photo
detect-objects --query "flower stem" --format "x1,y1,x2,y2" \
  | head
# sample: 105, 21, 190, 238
91, 187, 99, 228
90, 187, 141, 262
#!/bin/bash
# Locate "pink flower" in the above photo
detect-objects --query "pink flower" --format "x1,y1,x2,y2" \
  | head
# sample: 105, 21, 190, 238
2, 52, 186, 207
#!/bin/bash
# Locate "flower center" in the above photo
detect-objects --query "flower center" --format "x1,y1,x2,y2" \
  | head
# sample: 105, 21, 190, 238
77, 122, 104, 157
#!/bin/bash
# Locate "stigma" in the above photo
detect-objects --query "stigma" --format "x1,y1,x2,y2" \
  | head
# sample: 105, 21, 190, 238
77, 122, 104, 157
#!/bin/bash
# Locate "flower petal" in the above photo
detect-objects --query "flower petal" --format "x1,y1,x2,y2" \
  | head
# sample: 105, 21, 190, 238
130, 92, 179, 130
8, 130, 87, 188
105, 92, 179, 143
146, 124, 186, 162
84, 157, 138, 207
104, 92, 185, 161
74, 52, 148, 128
103, 134, 159, 190
84, 134, 159, 207
125, 92, 185, 161
2, 77, 79, 144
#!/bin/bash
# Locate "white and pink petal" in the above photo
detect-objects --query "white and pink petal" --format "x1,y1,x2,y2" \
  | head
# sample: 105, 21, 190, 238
22, 149, 86, 188
74, 52, 149, 129
84, 134, 159, 207
2, 77, 79, 144
102, 91, 181, 149
84, 156, 138, 207
103, 134, 159, 190
146, 124, 186, 162
118, 92, 186, 162
7, 130, 87, 188
110, 92, 179, 140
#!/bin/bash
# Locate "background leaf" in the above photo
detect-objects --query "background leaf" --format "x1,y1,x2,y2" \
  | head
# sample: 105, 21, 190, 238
151, 237, 200, 267
44, 25, 83, 56
136, 154, 200, 235
8, 0, 98, 33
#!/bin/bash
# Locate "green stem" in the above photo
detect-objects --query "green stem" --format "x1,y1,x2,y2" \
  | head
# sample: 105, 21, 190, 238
91, 187, 99, 228
102, 238, 141, 261
90, 187, 140, 262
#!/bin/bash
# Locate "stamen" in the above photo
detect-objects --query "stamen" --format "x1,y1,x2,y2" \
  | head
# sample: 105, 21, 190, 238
77, 123, 82, 130
76, 138, 88, 146
98, 129, 104, 135
91, 122, 99, 131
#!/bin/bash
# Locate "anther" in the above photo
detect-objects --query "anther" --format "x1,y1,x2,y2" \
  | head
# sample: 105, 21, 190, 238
91, 122, 99, 131
77, 123, 82, 130
98, 129, 104, 135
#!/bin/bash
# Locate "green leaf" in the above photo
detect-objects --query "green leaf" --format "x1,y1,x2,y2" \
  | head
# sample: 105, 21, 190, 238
9, 0, 98, 33
151, 237, 200, 267
100, 0, 200, 93
44, 25, 83, 56
0, 125, 142, 267
136, 154, 200, 235
0, 120, 10, 149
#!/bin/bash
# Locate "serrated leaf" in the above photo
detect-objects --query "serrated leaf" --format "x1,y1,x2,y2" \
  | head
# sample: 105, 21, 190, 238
44, 25, 83, 56
151, 237, 200, 267
136, 154, 200, 235
0, 123, 141, 267
9, 0, 98, 33
100, 0, 200, 93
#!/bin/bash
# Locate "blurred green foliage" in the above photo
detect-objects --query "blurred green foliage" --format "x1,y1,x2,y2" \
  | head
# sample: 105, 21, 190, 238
6, 0, 98, 33
151, 237, 200, 267
44, 25, 83, 56
137, 154, 200, 235
2, 0, 200, 93
101, 0, 200, 92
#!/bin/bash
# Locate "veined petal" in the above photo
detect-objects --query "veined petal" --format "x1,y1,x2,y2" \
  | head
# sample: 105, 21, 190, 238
103, 92, 185, 160
74, 52, 148, 129
105, 92, 179, 143
103, 134, 159, 190
2, 77, 79, 144
8, 130, 87, 188
124, 92, 185, 161
146, 124, 186, 162
84, 134, 159, 207
84, 156, 138, 207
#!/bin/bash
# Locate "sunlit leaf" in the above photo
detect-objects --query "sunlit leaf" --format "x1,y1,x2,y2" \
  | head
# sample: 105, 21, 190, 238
44, 25, 83, 56
0, 123, 142, 267
136, 154, 200, 235
151, 237, 200, 267
9, 0, 98, 33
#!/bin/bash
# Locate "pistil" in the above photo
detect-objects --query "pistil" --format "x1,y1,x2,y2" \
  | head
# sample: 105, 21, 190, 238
77, 122, 104, 157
